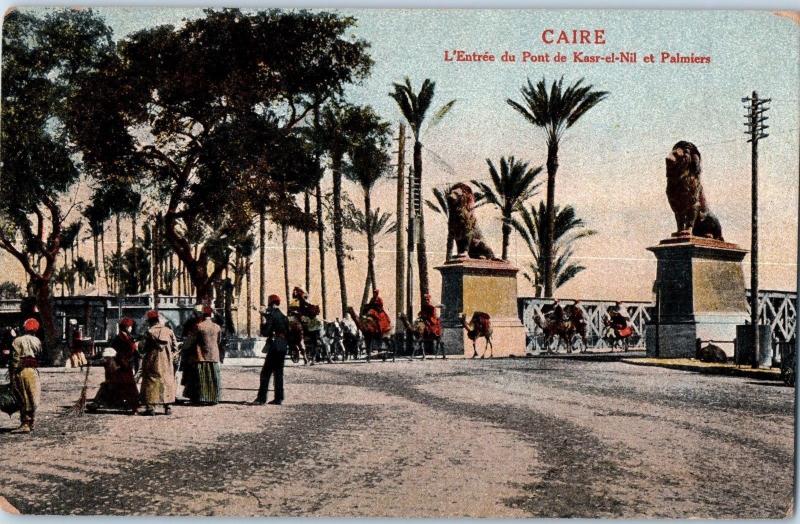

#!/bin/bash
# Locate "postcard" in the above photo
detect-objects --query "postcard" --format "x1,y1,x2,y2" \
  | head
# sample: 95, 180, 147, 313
0, 6, 796, 518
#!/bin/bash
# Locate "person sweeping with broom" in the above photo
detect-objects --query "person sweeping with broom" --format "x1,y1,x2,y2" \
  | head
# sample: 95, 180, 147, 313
8, 318, 42, 433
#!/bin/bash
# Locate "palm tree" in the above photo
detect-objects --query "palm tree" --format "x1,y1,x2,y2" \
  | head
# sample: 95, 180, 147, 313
318, 103, 387, 316
425, 187, 454, 261
390, 77, 455, 299
83, 201, 109, 293
472, 156, 543, 260
351, 207, 397, 307
511, 202, 596, 297
344, 117, 392, 309
507, 76, 608, 296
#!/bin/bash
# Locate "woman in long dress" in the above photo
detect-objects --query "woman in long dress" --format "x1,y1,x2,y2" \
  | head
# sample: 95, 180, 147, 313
88, 318, 139, 414
138, 310, 177, 416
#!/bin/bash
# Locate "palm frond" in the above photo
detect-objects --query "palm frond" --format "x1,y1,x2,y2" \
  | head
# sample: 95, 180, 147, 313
426, 99, 457, 132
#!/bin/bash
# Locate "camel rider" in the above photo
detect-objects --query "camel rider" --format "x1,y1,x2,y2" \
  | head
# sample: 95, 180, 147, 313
551, 299, 565, 324
417, 293, 442, 339
290, 286, 327, 363
571, 300, 588, 346
366, 290, 392, 335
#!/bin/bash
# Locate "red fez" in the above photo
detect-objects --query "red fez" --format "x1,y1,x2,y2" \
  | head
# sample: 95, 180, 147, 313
23, 318, 40, 333
145, 310, 160, 321
202, 305, 213, 317
119, 317, 135, 329
268, 294, 281, 306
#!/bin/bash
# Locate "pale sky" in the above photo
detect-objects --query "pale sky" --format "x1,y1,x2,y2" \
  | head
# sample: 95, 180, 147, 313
4, 8, 799, 312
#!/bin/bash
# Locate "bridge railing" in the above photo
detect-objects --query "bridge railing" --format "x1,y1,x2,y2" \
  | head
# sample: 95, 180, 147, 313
518, 289, 797, 354
517, 298, 651, 353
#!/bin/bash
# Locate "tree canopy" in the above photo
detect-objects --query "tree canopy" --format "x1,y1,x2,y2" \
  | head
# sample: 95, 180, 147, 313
0, 9, 115, 357
69, 9, 373, 300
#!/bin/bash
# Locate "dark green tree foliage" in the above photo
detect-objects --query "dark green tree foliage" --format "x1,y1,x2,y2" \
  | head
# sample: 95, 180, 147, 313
70, 9, 371, 301
0, 281, 24, 300
0, 9, 114, 358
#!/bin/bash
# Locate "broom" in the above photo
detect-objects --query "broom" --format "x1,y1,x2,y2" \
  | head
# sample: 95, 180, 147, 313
69, 363, 92, 416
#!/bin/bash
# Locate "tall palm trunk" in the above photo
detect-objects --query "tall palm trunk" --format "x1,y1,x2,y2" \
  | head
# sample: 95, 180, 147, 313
413, 140, 429, 299
92, 233, 99, 290
131, 213, 138, 293
100, 228, 109, 293
315, 183, 327, 318
501, 216, 512, 261
245, 256, 252, 337
304, 190, 311, 292
259, 211, 266, 307
360, 191, 376, 308
332, 153, 348, 316
544, 143, 559, 298
281, 222, 290, 307
115, 213, 122, 295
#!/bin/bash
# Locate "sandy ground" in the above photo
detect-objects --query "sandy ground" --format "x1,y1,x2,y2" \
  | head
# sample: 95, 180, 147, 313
0, 356, 794, 518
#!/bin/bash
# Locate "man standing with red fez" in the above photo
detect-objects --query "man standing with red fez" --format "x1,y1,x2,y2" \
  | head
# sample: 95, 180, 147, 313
182, 305, 222, 405
139, 310, 177, 416
9, 318, 42, 433
255, 294, 289, 405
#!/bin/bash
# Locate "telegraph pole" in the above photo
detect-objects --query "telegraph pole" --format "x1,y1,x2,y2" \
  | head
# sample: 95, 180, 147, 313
742, 91, 770, 368
407, 165, 417, 321
394, 123, 407, 329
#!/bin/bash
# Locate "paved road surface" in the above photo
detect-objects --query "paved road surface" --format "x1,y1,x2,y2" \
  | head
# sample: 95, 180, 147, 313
0, 357, 794, 518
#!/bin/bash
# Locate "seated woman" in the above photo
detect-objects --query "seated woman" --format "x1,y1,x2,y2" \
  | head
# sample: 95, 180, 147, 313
88, 318, 139, 414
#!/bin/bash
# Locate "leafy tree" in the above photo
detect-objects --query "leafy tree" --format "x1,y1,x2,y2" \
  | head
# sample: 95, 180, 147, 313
472, 157, 543, 260
511, 202, 597, 297
390, 77, 455, 299
70, 9, 371, 302
0, 9, 114, 359
507, 76, 607, 297
0, 281, 24, 300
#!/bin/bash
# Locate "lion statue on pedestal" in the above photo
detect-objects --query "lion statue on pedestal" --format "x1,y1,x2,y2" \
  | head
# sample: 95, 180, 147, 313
665, 141, 724, 241
446, 183, 498, 260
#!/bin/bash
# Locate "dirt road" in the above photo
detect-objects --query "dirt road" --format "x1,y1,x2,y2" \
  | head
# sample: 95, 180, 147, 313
0, 357, 794, 517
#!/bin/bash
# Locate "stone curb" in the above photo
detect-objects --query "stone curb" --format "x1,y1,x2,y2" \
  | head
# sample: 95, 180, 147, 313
620, 357, 783, 381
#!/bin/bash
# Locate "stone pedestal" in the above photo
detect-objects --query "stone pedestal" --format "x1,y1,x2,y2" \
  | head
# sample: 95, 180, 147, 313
647, 236, 748, 358
436, 258, 526, 357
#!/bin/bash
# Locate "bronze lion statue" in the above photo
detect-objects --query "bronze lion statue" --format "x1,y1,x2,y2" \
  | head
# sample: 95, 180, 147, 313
665, 141, 724, 241
446, 183, 497, 260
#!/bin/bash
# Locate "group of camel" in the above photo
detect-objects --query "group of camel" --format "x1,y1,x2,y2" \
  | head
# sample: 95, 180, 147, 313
341, 308, 495, 360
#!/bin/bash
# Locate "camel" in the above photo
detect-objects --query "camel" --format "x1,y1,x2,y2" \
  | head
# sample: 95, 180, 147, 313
460, 312, 493, 358
532, 310, 581, 353
346, 307, 394, 362
399, 313, 445, 360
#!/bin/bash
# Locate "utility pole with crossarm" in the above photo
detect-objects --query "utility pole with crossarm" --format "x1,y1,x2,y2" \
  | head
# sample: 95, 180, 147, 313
742, 91, 770, 368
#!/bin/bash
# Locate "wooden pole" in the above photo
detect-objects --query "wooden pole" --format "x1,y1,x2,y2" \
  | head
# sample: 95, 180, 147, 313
395, 123, 407, 329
